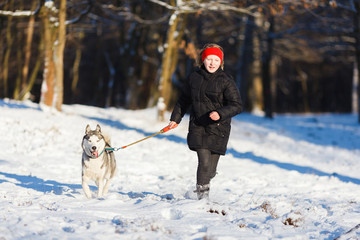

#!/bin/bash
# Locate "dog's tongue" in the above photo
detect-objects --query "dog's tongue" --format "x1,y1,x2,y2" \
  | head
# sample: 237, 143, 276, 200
91, 151, 99, 158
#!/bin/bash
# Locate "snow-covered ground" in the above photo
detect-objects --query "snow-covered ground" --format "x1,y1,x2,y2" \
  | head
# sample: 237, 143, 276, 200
0, 98, 360, 240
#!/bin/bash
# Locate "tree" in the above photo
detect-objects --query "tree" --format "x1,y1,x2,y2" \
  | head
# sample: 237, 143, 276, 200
0, 0, 43, 98
158, 4, 186, 120
257, 0, 357, 117
40, 1, 57, 109
41, 0, 92, 111
18, 1, 37, 100
0, 0, 93, 111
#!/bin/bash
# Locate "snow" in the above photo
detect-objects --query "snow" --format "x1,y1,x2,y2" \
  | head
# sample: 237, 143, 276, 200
1, 98, 360, 240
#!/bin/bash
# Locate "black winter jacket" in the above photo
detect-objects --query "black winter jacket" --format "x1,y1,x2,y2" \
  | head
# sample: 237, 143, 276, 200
170, 67, 243, 155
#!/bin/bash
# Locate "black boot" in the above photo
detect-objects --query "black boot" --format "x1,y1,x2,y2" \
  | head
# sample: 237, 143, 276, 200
196, 184, 209, 200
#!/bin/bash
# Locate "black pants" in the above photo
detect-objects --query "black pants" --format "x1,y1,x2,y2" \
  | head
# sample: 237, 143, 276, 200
196, 149, 220, 186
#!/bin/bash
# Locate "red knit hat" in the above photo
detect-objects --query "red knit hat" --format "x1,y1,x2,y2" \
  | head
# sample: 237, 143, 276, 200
201, 47, 223, 63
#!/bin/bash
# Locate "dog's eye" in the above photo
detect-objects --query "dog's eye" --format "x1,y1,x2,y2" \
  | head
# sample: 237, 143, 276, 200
97, 139, 101, 142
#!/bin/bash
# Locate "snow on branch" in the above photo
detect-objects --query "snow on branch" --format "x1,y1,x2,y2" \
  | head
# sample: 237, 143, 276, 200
0, 10, 34, 17
147, 0, 177, 10
0, 0, 44, 17
147, 0, 258, 16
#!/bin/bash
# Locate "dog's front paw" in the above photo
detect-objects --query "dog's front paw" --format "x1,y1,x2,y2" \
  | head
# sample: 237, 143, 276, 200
97, 192, 104, 199
84, 193, 92, 199
82, 188, 92, 199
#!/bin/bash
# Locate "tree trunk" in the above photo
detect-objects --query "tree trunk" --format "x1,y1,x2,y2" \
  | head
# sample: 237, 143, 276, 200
40, 8, 56, 107
248, 13, 263, 113
261, 16, 274, 118
296, 66, 310, 112
13, 0, 24, 99
22, 36, 43, 101
353, 60, 359, 115
19, 0, 37, 99
159, 12, 180, 109
236, 16, 253, 111
53, 0, 66, 111
71, 32, 84, 93
2, 0, 14, 98
104, 51, 115, 108
125, 25, 141, 109
13, 27, 23, 99
158, 11, 186, 120
40, 0, 66, 111
355, 1, 360, 123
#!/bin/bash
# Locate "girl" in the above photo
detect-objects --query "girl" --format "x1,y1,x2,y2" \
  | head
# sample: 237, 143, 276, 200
168, 43, 243, 199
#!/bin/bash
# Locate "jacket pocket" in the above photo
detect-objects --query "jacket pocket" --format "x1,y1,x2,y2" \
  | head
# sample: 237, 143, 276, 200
205, 120, 230, 138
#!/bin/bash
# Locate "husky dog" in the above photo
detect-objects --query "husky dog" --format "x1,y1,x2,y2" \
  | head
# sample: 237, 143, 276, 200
81, 124, 116, 199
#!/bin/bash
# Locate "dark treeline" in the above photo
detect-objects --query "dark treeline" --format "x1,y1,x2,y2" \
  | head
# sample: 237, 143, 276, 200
0, 0, 359, 120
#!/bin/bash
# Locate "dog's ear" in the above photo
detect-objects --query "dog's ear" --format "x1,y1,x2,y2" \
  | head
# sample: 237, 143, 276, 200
96, 124, 101, 133
85, 124, 91, 134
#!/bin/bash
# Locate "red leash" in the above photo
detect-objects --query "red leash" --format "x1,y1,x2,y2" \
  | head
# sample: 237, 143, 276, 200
105, 126, 172, 151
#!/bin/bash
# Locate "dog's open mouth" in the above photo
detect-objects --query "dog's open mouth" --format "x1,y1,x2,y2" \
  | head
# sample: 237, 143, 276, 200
91, 151, 99, 158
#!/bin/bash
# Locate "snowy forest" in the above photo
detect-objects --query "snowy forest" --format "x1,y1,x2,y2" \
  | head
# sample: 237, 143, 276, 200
0, 0, 359, 120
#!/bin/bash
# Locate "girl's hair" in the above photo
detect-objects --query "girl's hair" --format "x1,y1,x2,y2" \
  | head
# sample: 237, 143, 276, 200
196, 43, 224, 70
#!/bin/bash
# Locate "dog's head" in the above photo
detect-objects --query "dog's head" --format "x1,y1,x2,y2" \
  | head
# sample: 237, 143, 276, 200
82, 124, 106, 158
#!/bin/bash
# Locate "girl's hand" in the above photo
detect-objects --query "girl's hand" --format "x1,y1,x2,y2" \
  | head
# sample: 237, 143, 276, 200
168, 121, 178, 129
209, 111, 220, 121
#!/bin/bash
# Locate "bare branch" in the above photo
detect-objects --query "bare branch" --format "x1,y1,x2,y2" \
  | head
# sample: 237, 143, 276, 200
330, 0, 357, 12
65, 0, 95, 25
100, 3, 171, 25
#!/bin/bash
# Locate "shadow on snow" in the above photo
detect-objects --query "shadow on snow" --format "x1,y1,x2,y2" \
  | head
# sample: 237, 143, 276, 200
0, 99, 41, 110
0, 171, 175, 200
233, 113, 360, 151
228, 148, 360, 185
118, 191, 174, 203
0, 171, 84, 195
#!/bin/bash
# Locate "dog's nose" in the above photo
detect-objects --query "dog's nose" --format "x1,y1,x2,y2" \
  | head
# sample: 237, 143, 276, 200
92, 146, 97, 150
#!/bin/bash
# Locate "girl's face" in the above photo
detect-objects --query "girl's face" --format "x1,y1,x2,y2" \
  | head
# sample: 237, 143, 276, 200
203, 55, 221, 73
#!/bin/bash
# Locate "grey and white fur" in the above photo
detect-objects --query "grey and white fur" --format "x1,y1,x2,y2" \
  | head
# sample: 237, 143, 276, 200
81, 124, 116, 198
